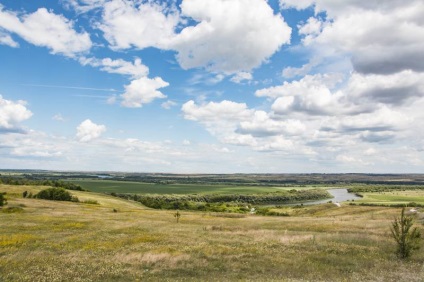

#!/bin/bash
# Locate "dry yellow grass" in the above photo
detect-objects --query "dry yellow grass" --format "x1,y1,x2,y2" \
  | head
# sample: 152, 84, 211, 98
1, 185, 423, 281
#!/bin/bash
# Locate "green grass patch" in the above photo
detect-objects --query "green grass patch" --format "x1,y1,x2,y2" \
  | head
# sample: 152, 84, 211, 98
355, 191, 424, 206
1, 206, 24, 213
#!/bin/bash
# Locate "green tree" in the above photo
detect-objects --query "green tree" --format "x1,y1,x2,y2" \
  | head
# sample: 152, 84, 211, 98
390, 208, 421, 258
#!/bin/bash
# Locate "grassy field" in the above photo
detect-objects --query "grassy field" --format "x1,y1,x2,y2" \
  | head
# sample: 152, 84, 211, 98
69, 179, 323, 194
355, 190, 424, 206
1, 184, 424, 281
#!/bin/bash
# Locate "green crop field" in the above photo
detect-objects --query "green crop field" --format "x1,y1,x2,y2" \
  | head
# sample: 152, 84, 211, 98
69, 179, 320, 194
1, 184, 423, 281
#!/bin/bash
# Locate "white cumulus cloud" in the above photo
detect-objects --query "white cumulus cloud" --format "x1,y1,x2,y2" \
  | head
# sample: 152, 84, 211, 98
172, 0, 291, 74
182, 100, 253, 122
161, 100, 177, 110
97, 0, 179, 50
76, 119, 106, 142
121, 77, 168, 108
0, 95, 32, 132
80, 56, 169, 108
0, 30, 18, 47
0, 5, 92, 57
93, 0, 291, 74
230, 72, 253, 84
79, 57, 149, 78
283, 0, 424, 75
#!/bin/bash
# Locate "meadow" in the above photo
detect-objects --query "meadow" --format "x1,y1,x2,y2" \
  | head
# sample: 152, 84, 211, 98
354, 190, 424, 206
1, 184, 424, 281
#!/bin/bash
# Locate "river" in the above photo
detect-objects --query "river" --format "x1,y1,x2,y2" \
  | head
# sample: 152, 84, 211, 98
302, 188, 361, 206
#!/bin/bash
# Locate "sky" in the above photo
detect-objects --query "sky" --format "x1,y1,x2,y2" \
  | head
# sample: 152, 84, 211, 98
0, 0, 423, 173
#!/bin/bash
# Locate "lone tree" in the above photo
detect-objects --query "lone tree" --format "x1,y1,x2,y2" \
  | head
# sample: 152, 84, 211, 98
390, 207, 421, 259
174, 210, 181, 223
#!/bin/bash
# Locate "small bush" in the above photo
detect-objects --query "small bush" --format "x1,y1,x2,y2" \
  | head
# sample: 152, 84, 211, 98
1, 206, 24, 213
390, 208, 421, 259
0, 192, 7, 206
82, 199, 99, 205
36, 188, 77, 202
174, 210, 181, 223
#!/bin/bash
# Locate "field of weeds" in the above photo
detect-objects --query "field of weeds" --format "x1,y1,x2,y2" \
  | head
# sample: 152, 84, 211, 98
1, 185, 423, 281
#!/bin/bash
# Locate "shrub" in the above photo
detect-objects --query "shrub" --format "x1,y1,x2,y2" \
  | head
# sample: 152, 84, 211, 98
1, 206, 24, 213
0, 192, 7, 206
82, 199, 99, 205
390, 208, 421, 259
174, 210, 181, 223
36, 188, 77, 202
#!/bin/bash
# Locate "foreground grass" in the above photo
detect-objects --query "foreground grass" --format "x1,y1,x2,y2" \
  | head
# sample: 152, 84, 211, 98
1, 185, 424, 281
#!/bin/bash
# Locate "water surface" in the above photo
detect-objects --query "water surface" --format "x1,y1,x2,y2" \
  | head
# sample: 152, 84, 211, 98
303, 188, 361, 205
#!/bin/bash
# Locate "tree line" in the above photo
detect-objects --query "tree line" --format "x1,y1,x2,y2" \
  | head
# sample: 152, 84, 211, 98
0, 177, 84, 191
111, 189, 331, 212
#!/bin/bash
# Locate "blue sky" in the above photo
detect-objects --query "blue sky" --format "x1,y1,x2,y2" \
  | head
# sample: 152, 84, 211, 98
0, 0, 424, 173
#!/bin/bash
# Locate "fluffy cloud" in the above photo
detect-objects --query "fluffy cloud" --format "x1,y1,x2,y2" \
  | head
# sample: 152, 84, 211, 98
182, 67, 424, 162
320, 106, 412, 135
230, 72, 253, 84
76, 119, 106, 142
0, 30, 18, 47
121, 77, 168, 108
0, 95, 32, 133
257, 73, 348, 116
161, 100, 177, 110
236, 111, 306, 137
285, 0, 424, 75
63, 0, 107, 13
172, 0, 291, 74
298, 17, 324, 46
280, 0, 414, 16
0, 5, 91, 57
97, 0, 179, 50
80, 56, 169, 107
346, 71, 424, 105
182, 100, 253, 123
182, 100, 256, 142
94, 0, 291, 74
182, 0, 424, 166
181, 100, 309, 152
79, 57, 149, 78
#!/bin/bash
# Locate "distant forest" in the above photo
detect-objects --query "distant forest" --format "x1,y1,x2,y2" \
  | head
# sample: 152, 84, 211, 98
1, 170, 424, 186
